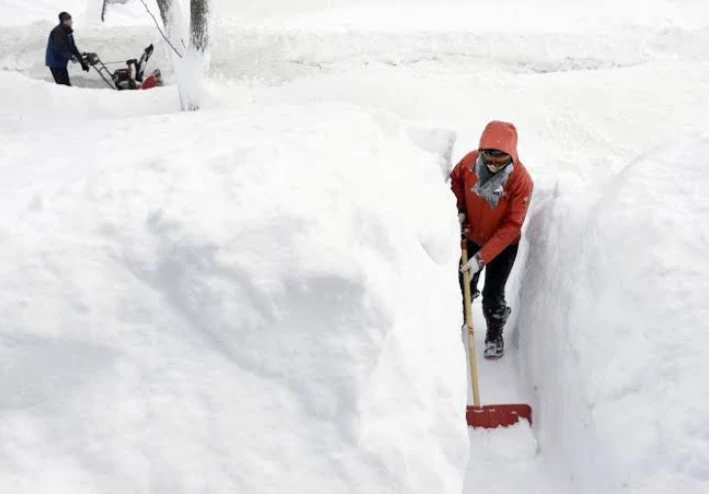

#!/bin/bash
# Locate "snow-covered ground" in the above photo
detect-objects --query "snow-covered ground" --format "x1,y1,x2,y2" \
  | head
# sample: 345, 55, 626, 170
1, 0, 708, 493
0, 98, 469, 492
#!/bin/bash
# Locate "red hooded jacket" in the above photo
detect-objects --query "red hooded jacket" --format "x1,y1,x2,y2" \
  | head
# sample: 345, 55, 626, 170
450, 121, 534, 264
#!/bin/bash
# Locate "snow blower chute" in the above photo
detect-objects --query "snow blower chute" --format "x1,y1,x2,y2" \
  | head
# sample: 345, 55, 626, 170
462, 243, 533, 428
81, 44, 163, 91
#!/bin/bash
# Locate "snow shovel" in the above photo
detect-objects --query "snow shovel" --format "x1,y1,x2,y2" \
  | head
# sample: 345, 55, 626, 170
461, 243, 533, 428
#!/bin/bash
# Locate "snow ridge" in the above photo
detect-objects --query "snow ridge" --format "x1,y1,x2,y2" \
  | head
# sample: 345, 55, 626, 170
518, 135, 709, 494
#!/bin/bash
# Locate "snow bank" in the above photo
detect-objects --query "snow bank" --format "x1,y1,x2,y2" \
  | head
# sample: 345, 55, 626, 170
5, 0, 707, 91
214, 0, 709, 30
0, 0, 152, 26
0, 0, 97, 26
0, 103, 468, 493
518, 135, 709, 493
0, 72, 179, 133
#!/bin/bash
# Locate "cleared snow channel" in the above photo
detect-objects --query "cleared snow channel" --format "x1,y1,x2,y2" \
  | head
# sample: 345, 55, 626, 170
1, 0, 709, 493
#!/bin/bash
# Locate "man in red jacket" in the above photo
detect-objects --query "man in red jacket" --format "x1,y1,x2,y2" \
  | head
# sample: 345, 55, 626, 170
451, 121, 534, 359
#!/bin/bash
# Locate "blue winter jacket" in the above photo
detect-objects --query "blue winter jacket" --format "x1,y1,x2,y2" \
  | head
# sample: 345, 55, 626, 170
46, 24, 81, 69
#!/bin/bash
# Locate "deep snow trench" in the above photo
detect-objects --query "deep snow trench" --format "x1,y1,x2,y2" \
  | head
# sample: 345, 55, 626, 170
1, 1, 709, 493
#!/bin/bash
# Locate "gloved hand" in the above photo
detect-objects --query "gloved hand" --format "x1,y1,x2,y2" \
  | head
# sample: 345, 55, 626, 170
460, 253, 484, 275
81, 61, 90, 72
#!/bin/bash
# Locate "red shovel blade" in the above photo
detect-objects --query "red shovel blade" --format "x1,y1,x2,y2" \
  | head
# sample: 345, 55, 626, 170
466, 404, 532, 428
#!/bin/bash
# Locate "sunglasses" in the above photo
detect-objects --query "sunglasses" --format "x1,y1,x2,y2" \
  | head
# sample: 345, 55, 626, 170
480, 149, 512, 171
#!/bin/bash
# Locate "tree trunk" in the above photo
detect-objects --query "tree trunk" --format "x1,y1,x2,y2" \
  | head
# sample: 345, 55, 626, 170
153, 0, 211, 112
155, 0, 172, 27
101, 0, 131, 22
191, 0, 210, 54
181, 0, 210, 111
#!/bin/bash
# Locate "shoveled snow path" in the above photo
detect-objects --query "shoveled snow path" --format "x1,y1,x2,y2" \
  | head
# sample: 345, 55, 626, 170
463, 303, 560, 493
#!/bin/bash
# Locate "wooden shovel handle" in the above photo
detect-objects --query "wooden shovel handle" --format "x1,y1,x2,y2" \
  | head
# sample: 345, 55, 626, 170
462, 244, 482, 407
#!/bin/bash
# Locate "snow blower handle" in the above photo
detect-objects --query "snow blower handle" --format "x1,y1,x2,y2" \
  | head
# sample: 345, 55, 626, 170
81, 52, 100, 67
462, 243, 482, 407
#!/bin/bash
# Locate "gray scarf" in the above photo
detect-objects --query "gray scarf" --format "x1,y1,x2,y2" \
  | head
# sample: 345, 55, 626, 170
471, 154, 514, 208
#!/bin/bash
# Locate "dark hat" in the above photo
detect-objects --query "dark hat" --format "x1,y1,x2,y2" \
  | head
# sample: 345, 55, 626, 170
59, 12, 72, 22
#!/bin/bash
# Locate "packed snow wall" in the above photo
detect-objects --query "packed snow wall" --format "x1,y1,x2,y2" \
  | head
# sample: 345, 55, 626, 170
517, 135, 709, 493
0, 101, 469, 493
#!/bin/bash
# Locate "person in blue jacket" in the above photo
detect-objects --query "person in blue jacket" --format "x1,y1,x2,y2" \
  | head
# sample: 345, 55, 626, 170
46, 12, 89, 86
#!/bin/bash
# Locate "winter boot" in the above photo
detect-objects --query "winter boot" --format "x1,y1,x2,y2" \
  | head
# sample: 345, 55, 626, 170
483, 335, 504, 359
483, 307, 511, 360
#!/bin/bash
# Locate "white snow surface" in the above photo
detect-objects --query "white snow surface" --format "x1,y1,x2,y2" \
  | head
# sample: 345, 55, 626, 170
519, 135, 709, 493
7, 0, 707, 29
2, 0, 709, 493
0, 99, 468, 493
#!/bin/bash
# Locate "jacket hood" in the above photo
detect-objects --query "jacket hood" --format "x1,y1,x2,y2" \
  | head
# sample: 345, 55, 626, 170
478, 121, 519, 164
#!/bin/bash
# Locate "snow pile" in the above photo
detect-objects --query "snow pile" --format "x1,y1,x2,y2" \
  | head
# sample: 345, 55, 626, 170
467, 423, 549, 492
0, 72, 179, 133
0, 104, 468, 493
518, 135, 709, 493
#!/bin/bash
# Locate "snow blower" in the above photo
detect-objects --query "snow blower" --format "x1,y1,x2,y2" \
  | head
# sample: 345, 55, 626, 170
81, 44, 163, 91
462, 243, 533, 428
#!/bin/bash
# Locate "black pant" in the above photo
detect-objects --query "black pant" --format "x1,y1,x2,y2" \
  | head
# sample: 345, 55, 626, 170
459, 241, 519, 340
50, 68, 71, 86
